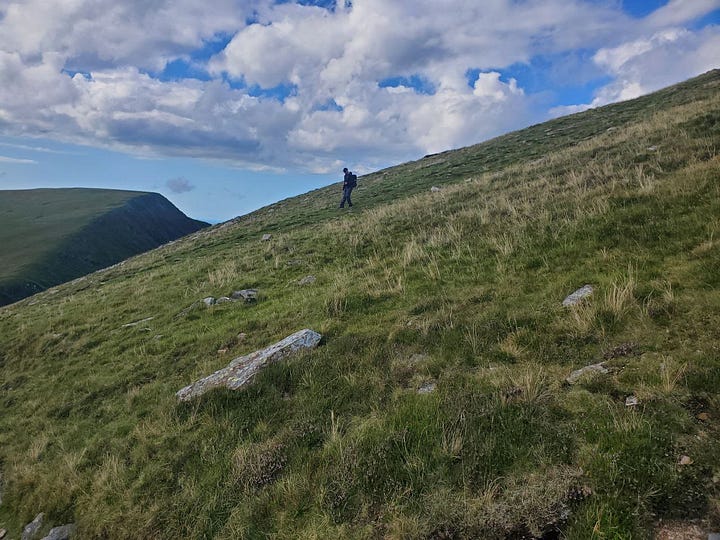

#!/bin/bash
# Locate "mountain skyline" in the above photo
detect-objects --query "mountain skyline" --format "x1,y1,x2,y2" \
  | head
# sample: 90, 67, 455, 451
0, 0, 718, 222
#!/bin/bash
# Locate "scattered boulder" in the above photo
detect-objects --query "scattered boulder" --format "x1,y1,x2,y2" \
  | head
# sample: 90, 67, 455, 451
562, 285, 594, 307
202, 297, 216, 307
625, 395, 640, 407
177, 329, 322, 401
41, 525, 76, 540
22, 513, 44, 540
298, 275, 316, 286
216, 296, 233, 304
566, 362, 608, 384
231, 289, 258, 303
261, 234, 272, 241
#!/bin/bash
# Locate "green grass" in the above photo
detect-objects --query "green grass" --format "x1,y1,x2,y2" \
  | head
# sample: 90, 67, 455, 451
0, 188, 207, 305
1, 70, 719, 539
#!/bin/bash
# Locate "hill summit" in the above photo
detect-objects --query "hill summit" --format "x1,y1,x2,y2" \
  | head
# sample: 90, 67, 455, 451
0, 188, 208, 306
0, 71, 719, 538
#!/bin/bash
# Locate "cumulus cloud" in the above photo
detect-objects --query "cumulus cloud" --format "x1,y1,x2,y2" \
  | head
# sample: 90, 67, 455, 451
166, 177, 195, 193
0, 0, 718, 172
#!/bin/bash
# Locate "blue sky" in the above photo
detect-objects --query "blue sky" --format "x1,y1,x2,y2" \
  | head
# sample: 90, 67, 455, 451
0, 0, 718, 222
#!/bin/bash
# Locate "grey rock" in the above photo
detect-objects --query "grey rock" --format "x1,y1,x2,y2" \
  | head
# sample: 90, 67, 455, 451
261, 234, 272, 241
41, 525, 76, 540
0, 528, 6, 539
203, 297, 216, 307
408, 353, 429, 364
177, 329, 322, 401
231, 289, 258, 302
298, 275, 316, 286
430, 186, 441, 192
216, 296, 233, 304
562, 285, 594, 307
121, 316, 154, 328
625, 395, 640, 407
566, 362, 608, 384
708, 533, 720, 540
22, 513, 44, 540
418, 382, 437, 394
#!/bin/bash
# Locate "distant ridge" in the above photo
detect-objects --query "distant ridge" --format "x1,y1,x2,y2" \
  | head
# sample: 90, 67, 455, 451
0, 188, 208, 305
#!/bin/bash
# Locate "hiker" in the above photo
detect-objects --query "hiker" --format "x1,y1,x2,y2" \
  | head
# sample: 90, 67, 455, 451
339, 167, 357, 208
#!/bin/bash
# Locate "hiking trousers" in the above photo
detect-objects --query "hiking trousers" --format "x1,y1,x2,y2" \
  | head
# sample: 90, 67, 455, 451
340, 186, 353, 207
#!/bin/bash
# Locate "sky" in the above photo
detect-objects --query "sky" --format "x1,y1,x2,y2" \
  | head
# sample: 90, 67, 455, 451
0, 0, 718, 223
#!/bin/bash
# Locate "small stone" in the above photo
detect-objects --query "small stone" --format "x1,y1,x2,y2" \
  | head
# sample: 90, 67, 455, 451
678, 455, 694, 466
418, 381, 437, 394
231, 289, 258, 303
216, 296, 233, 304
697, 412, 710, 421
566, 362, 608, 384
261, 234, 272, 241
625, 396, 640, 407
562, 284, 594, 307
22, 513, 44, 540
430, 186, 441, 192
647, 146, 658, 151
202, 297, 216, 307
298, 275, 316, 286
0, 528, 7, 539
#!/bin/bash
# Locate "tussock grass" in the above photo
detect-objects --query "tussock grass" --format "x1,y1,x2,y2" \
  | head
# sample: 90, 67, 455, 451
1, 71, 720, 538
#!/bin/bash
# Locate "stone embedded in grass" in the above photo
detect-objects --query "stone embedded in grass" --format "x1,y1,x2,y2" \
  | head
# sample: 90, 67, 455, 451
202, 296, 216, 307
562, 284, 594, 306
298, 275, 316, 285
261, 233, 272, 241
21, 513, 44, 540
176, 329, 322, 402
121, 316, 154, 328
40, 524, 76, 540
430, 186, 442, 192
678, 455, 694, 466
231, 289, 258, 302
216, 296, 233, 304
0, 528, 6, 539
566, 362, 608, 384
418, 381, 437, 394
625, 395, 640, 407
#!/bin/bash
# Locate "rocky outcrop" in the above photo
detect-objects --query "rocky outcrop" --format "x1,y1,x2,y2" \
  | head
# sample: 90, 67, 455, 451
21, 514, 44, 540
177, 329, 322, 401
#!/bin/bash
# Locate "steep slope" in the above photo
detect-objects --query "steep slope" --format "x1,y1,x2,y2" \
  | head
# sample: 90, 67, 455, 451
0, 71, 718, 539
0, 189, 208, 305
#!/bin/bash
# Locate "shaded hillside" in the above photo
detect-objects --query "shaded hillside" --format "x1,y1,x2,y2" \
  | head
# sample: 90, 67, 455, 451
0, 189, 208, 305
0, 71, 718, 539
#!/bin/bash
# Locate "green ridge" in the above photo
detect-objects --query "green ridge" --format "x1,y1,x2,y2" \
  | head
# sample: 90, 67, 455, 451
0, 188, 208, 305
0, 70, 718, 539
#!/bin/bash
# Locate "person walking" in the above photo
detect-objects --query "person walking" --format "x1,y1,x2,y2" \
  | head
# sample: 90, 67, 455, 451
339, 167, 357, 208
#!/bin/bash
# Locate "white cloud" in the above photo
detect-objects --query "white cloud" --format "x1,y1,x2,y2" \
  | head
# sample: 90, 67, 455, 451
0, 155, 37, 164
0, 0, 718, 173
553, 24, 720, 115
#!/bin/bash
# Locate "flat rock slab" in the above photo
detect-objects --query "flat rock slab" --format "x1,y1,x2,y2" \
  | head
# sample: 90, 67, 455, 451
562, 284, 594, 306
566, 362, 608, 384
41, 525, 76, 540
177, 329, 322, 402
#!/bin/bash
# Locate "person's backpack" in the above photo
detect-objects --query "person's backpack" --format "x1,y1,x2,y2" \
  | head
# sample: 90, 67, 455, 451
348, 173, 357, 188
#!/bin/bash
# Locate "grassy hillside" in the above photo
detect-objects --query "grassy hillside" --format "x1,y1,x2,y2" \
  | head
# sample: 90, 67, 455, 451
0, 70, 719, 539
0, 188, 208, 305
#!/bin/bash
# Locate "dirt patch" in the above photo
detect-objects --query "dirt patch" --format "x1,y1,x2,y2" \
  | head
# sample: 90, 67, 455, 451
655, 520, 707, 540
